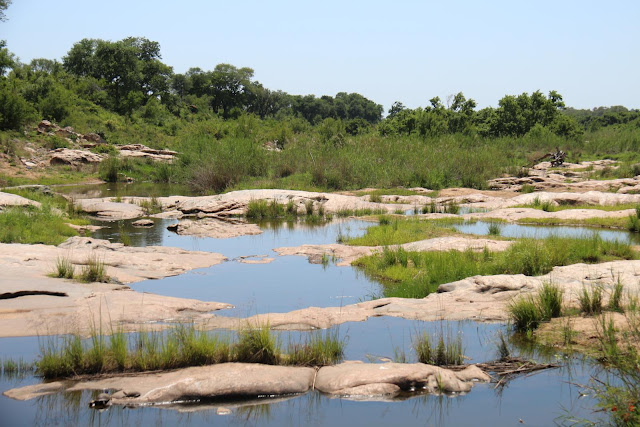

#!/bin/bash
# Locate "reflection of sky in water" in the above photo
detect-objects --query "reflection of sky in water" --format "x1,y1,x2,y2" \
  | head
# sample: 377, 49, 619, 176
0, 194, 620, 425
455, 220, 640, 244
93, 218, 380, 315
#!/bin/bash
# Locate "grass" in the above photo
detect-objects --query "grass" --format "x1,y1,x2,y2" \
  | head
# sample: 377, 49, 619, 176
508, 282, 563, 333
78, 254, 109, 283
234, 323, 281, 364
346, 217, 457, 246
354, 234, 635, 298
578, 285, 603, 315
413, 330, 464, 366
517, 201, 640, 213
137, 197, 162, 215
284, 329, 345, 366
421, 200, 460, 214
0, 205, 84, 245
36, 323, 347, 379
608, 279, 625, 312
516, 216, 633, 229
334, 207, 387, 218
488, 221, 503, 236
53, 256, 75, 279
0, 188, 90, 245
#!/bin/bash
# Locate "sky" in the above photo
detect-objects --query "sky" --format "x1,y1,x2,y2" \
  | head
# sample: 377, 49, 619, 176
2, 0, 639, 112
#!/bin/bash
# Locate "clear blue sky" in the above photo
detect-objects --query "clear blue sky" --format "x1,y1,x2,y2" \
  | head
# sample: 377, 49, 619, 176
3, 0, 638, 111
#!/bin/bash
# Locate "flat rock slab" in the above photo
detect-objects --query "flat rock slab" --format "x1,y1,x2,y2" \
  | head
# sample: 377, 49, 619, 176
4, 364, 316, 404
0, 236, 230, 337
0, 191, 41, 208
315, 362, 489, 396
170, 189, 411, 216
49, 148, 103, 166
167, 218, 263, 239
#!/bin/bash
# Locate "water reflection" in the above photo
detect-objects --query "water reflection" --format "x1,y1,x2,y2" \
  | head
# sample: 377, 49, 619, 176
54, 182, 201, 199
455, 220, 640, 244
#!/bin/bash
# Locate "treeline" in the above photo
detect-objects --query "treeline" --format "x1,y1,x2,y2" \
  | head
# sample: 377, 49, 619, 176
1, 35, 638, 141
381, 91, 583, 139
0, 36, 383, 132
565, 106, 640, 132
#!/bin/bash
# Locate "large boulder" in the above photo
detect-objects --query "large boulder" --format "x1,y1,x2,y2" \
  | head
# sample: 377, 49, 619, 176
49, 148, 103, 166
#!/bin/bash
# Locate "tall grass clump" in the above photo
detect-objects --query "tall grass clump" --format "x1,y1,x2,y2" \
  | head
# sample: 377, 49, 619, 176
234, 323, 280, 365
487, 222, 503, 236
537, 282, 564, 320
413, 331, 464, 366
79, 254, 109, 283
285, 329, 344, 366
53, 256, 75, 279
627, 206, 640, 232
509, 282, 564, 333
578, 285, 603, 315
99, 155, 121, 183
608, 279, 625, 312
508, 296, 542, 332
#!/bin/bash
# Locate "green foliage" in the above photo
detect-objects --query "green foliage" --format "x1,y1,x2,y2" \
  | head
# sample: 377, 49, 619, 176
355, 235, 635, 299
346, 217, 457, 246
78, 254, 109, 283
234, 323, 280, 364
509, 296, 542, 332
413, 330, 464, 366
0, 205, 80, 245
578, 285, 603, 315
53, 256, 75, 279
284, 329, 344, 366
608, 279, 625, 313
537, 282, 564, 320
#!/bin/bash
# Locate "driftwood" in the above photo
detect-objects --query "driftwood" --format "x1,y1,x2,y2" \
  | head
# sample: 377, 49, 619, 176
446, 357, 560, 389
532, 148, 567, 168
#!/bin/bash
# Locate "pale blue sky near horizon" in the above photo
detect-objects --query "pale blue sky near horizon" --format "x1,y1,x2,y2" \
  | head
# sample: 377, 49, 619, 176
2, 0, 638, 111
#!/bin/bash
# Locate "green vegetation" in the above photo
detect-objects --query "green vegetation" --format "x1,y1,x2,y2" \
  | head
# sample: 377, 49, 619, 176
78, 254, 108, 283
508, 282, 564, 332
413, 330, 464, 366
346, 217, 458, 246
354, 235, 635, 298
1, 34, 638, 194
53, 256, 75, 279
578, 285, 603, 315
0, 187, 90, 245
284, 329, 344, 366
37, 323, 345, 379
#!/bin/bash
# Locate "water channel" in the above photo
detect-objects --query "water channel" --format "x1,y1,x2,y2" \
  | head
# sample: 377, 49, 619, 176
0, 184, 622, 425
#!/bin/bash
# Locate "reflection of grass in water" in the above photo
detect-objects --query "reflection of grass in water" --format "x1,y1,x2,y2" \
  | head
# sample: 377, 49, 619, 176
236, 403, 272, 422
